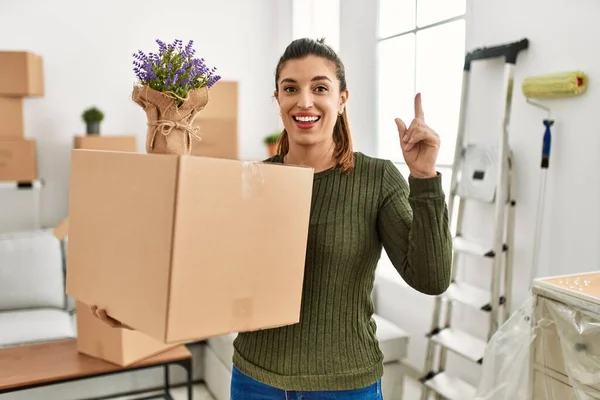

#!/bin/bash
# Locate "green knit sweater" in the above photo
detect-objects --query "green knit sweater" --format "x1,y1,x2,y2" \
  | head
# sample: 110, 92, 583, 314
232, 152, 452, 391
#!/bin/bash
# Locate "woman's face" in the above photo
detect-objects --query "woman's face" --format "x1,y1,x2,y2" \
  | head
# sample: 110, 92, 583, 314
275, 55, 348, 149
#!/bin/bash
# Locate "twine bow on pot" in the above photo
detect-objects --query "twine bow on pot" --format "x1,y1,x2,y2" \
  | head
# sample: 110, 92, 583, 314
148, 116, 202, 155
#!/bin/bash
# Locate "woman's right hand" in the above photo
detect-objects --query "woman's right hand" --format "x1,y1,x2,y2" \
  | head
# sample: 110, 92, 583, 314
90, 305, 134, 330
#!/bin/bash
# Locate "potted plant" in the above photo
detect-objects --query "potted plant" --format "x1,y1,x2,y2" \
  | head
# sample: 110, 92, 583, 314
132, 39, 221, 155
264, 130, 282, 156
82, 106, 104, 135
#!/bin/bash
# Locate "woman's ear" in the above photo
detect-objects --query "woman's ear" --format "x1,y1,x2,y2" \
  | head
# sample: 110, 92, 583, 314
339, 89, 349, 113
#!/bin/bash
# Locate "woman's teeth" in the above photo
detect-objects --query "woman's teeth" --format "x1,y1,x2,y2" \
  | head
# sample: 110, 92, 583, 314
294, 116, 320, 122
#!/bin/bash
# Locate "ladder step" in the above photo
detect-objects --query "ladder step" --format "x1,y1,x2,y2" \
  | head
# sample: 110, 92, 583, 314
444, 281, 492, 311
424, 372, 476, 399
453, 236, 497, 257
429, 328, 487, 363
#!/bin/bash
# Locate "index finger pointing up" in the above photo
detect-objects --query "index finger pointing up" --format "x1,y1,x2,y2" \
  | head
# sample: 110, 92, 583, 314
414, 92, 425, 121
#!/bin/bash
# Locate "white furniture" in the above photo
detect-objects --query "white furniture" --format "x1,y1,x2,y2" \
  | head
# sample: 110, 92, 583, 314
0, 181, 44, 234
203, 273, 410, 400
0, 229, 76, 348
530, 272, 600, 399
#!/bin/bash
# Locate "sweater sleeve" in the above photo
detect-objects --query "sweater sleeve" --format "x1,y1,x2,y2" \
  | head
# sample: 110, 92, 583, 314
376, 160, 452, 295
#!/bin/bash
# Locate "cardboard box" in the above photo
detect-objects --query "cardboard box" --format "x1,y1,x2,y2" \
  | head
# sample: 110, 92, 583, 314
200, 80, 238, 120
191, 118, 238, 160
191, 80, 238, 159
56, 221, 175, 366
66, 150, 313, 344
0, 52, 44, 97
0, 97, 24, 138
73, 135, 137, 152
0, 139, 37, 182
75, 301, 178, 366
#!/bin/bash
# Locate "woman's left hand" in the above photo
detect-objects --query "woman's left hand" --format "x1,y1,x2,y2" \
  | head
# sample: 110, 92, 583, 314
395, 93, 440, 179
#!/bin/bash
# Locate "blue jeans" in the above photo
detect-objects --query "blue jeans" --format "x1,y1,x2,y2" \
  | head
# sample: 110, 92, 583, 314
230, 366, 383, 399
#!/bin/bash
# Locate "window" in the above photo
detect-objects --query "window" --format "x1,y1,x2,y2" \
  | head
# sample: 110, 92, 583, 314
376, 0, 466, 192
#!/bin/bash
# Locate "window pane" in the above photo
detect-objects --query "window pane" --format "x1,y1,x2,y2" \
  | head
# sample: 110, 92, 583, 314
378, 0, 415, 38
417, 0, 466, 27
415, 19, 465, 165
377, 34, 416, 162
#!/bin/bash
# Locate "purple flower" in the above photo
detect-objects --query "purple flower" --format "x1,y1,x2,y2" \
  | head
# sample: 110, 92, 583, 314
184, 40, 195, 57
156, 39, 166, 53
133, 38, 222, 103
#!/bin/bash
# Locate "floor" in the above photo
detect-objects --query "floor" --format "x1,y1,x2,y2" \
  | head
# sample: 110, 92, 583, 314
113, 377, 423, 400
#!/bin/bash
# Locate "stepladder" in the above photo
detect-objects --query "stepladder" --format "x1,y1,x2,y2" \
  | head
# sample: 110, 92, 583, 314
419, 38, 529, 400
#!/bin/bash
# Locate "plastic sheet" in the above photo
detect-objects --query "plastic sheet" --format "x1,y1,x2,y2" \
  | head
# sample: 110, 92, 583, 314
475, 273, 600, 400
474, 296, 534, 399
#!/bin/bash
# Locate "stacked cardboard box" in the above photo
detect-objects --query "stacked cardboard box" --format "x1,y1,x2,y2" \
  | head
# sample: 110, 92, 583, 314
75, 300, 178, 366
72, 134, 137, 152
0, 51, 44, 182
191, 80, 239, 159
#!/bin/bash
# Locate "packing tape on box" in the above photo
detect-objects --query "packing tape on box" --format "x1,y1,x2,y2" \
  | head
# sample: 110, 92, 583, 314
241, 161, 265, 199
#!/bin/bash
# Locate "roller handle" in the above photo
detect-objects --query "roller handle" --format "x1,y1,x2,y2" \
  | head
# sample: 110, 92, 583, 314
541, 119, 554, 169
464, 38, 529, 70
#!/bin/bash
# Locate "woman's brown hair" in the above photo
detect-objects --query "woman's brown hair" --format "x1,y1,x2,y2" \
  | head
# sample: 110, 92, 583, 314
274, 38, 354, 172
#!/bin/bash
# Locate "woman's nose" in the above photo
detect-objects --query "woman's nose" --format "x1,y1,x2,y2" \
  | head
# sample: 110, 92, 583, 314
296, 91, 314, 109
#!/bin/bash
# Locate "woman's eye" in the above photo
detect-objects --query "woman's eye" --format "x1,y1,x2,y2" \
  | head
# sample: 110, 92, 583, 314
315, 86, 328, 92
283, 87, 296, 93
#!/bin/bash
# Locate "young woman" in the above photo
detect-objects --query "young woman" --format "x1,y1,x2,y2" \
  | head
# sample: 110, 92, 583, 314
92, 37, 452, 399
228, 38, 452, 399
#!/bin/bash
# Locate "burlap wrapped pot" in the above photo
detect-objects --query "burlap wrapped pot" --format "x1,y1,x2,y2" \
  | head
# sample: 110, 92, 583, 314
132, 85, 209, 155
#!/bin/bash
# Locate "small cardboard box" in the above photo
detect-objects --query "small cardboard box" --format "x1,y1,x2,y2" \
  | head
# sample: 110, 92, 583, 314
66, 150, 313, 344
191, 80, 238, 159
0, 97, 24, 138
75, 301, 177, 366
73, 135, 137, 152
0, 52, 44, 97
0, 139, 37, 182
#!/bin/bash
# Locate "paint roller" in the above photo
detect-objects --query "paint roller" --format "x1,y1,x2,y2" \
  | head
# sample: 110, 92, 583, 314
522, 71, 588, 99
522, 70, 589, 285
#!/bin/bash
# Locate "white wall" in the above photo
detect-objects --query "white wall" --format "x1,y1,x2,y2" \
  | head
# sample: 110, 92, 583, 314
466, 0, 600, 285
367, 0, 600, 388
293, 0, 341, 52
0, 0, 290, 230
339, 0, 378, 156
